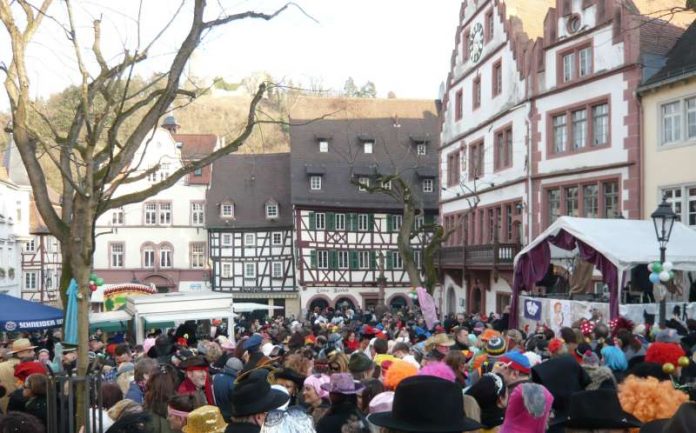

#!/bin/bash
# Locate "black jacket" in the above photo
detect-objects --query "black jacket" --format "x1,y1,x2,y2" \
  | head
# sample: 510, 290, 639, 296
316, 401, 368, 433
224, 421, 260, 433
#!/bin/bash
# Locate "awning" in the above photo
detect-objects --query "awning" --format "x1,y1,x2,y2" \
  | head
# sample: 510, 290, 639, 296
89, 310, 132, 333
305, 165, 326, 175
234, 303, 285, 313
0, 294, 64, 332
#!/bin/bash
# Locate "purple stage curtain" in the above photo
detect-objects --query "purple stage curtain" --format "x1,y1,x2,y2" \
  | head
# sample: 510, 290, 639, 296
510, 229, 619, 328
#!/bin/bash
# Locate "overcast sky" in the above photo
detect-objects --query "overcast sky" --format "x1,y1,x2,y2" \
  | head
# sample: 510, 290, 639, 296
0, 0, 462, 110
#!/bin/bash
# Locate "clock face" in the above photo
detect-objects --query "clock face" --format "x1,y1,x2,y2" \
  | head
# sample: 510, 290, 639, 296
469, 22, 484, 63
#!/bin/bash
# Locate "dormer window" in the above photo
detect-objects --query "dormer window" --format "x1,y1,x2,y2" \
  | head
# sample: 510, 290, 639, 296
193, 168, 203, 176
310, 175, 322, 191
265, 200, 279, 219
318, 140, 329, 153
358, 177, 370, 192
363, 141, 373, 154
416, 143, 427, 156
221, 202, 234, 218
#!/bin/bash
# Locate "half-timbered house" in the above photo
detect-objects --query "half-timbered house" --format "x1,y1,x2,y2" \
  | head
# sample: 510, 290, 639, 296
290, 98, 440, 313
439, 0, 693, 317
207, 153, 299, 316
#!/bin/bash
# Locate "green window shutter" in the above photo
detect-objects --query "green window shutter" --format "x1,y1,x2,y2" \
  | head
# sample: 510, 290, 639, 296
327, 212, 335, 231
310, 250, 317, 269
349, 251, 359, 269
386, 215, 393, 233
370, 251, 377, 270
308, 212, 316, 230
348, 213, 357, 231
386, 251, 394, 270
368, 214, 375, 232
424, 213, 435, 225
329, 250, 338, 270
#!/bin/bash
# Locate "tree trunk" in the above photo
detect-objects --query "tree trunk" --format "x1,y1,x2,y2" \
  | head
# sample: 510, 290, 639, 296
398, 192, 422, 291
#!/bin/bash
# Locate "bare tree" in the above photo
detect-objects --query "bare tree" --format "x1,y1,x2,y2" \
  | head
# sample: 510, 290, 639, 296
0, 0, 300, 426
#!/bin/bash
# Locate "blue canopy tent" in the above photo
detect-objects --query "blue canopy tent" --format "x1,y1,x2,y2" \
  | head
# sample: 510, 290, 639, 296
0, 294, 64, 332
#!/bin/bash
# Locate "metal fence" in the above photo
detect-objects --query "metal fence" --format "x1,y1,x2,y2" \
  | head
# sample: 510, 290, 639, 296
46, 368, 105, 433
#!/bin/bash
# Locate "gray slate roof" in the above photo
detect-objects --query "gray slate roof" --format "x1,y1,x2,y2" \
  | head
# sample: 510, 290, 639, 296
642, 19, 696, 87
289, 98, 440, 211
206, 153, 292, 229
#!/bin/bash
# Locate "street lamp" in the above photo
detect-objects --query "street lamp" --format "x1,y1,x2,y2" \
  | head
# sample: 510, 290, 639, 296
650, 196, 678, 327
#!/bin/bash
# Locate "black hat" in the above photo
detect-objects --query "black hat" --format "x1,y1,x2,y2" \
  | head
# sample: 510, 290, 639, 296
272, 367, 306, 388
348, 352, 373, 374
465, 373, 506, 428
179, 355, 208, 371
230, 369, 290, 417
552, 389, 642, 429
640, 401, 696, 433
532, 354, 590, 418
368, 376, 482, 433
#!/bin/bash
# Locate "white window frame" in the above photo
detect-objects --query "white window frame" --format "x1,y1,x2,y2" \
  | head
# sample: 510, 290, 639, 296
661, 100, 682, 146
415, 215, 425, 230
393, 214, 403, 231
244, 233, 256, 247
25, 271, 37, 290
363, 141, 374, 154
221, 263, 232, 278
562, 52, 575, 82
272, 232, 283, 246
221, 203, 235, 218
143, 247, 155, 268
159, 247, 172, 268
416, 144, 427, 155
578, 47, 592, 77
358, 214, 370, 231
221, 233, 233, 246
358, 177, 370, 192
317, 250, 329, 269
335, 213, 346, 231
111, 243, 124, 268
191, 203, 205, 226
392, 251, 403, 269
310, 175, 322, 191
266, 202, 279, 219
112, 207, 124, 226
191, 243, 205, 269
158, 202, 172, 225
661, 184, 696, 226
144, 203, 157, 226
25, 239, 35, 253
272, 261, 283, 279
381, 179, 392, 190
244, 263, 256, 279
422, 178, 434, 193
315, 212, 326, 230
659, 96, 696, 147
337, 250, 349, 269
319, 140, 329, 152
358, 251, 370, 269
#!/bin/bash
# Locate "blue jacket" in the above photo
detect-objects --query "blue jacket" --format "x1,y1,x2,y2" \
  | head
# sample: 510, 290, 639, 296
213, 371, 237, 421
125, 381, 144, 404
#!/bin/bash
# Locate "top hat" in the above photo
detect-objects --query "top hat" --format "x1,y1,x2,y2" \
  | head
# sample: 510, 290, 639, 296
640, 402, 696, 433
368, 376, 482, 432
552, 389, 642, 429
230, 369, 289, 417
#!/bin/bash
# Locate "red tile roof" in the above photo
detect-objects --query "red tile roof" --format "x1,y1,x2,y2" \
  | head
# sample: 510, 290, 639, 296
172, 133, 217, 185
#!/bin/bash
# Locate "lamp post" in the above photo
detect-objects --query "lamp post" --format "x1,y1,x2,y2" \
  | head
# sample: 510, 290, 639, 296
650, 196, 678, 327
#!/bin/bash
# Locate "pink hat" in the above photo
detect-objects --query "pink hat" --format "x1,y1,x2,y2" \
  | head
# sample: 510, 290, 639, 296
499, 383, 553, 433
142, 337, 156, 356
418, 361, 455, 383
368, 391, 394, 414
304, 374, 330, 399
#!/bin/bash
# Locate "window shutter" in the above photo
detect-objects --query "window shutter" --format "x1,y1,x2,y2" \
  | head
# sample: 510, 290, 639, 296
370, 251, 377, 270
310, 250, 317, 269
348, 213, 357, 231
308, 212, 316, 230
350, 251, 359, 269
327, 212, 335, 231
329, 250, 338, 270
386, 251, 394, 270
368, 214, 375, 232
425, 214, 435, 226
386, 215, 394, 233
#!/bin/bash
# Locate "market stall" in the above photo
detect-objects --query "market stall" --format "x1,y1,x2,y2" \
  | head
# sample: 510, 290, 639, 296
0, 294, 64, 332
511, 217, 696, 328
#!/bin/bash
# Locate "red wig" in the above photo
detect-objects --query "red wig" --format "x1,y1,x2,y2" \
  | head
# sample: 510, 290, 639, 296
645, 342, 685, 366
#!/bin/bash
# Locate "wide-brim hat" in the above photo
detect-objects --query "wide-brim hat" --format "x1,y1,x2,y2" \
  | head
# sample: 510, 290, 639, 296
551, 389, 642, 429
182, 405, 227, 433
231, 369, 290, 417
8, 338, 37, 355
640, 402, 696, 433
271, 367, 306, 387
179, 355, 208, 371
321, 373, 365, 395
368, 376, 482, 432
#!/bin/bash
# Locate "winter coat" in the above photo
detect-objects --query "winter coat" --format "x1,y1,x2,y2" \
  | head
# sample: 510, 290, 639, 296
316, 400, 368, 433
125, 381, 145, 404
212, 370, 237, 421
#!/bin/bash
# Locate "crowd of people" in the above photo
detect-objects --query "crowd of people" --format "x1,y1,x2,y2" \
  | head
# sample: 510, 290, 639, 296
0, 304, 695, 433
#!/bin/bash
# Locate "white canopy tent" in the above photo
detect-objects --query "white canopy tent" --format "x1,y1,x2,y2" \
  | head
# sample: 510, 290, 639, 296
511, 217, 696, 327
234, 302, 284, 313
515, 217, 696, 271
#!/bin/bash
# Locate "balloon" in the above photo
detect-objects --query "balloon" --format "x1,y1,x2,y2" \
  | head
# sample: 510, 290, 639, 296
89, 283, 97, 292
90, 273, 98, 281
659, 271, 671, 282
678, 356, 690, 367
89, 280, 95, 286
663, 261, 674, 272
669, 271, 675, 280
652, 262, 663, 273
95, 277, 105, 286
649, 273, 660, 284
647, 262, 654, 272
663, 363, 675, 374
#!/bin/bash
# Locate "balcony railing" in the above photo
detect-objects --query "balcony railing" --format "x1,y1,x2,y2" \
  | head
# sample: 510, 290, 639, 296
440, 243, 520, 268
